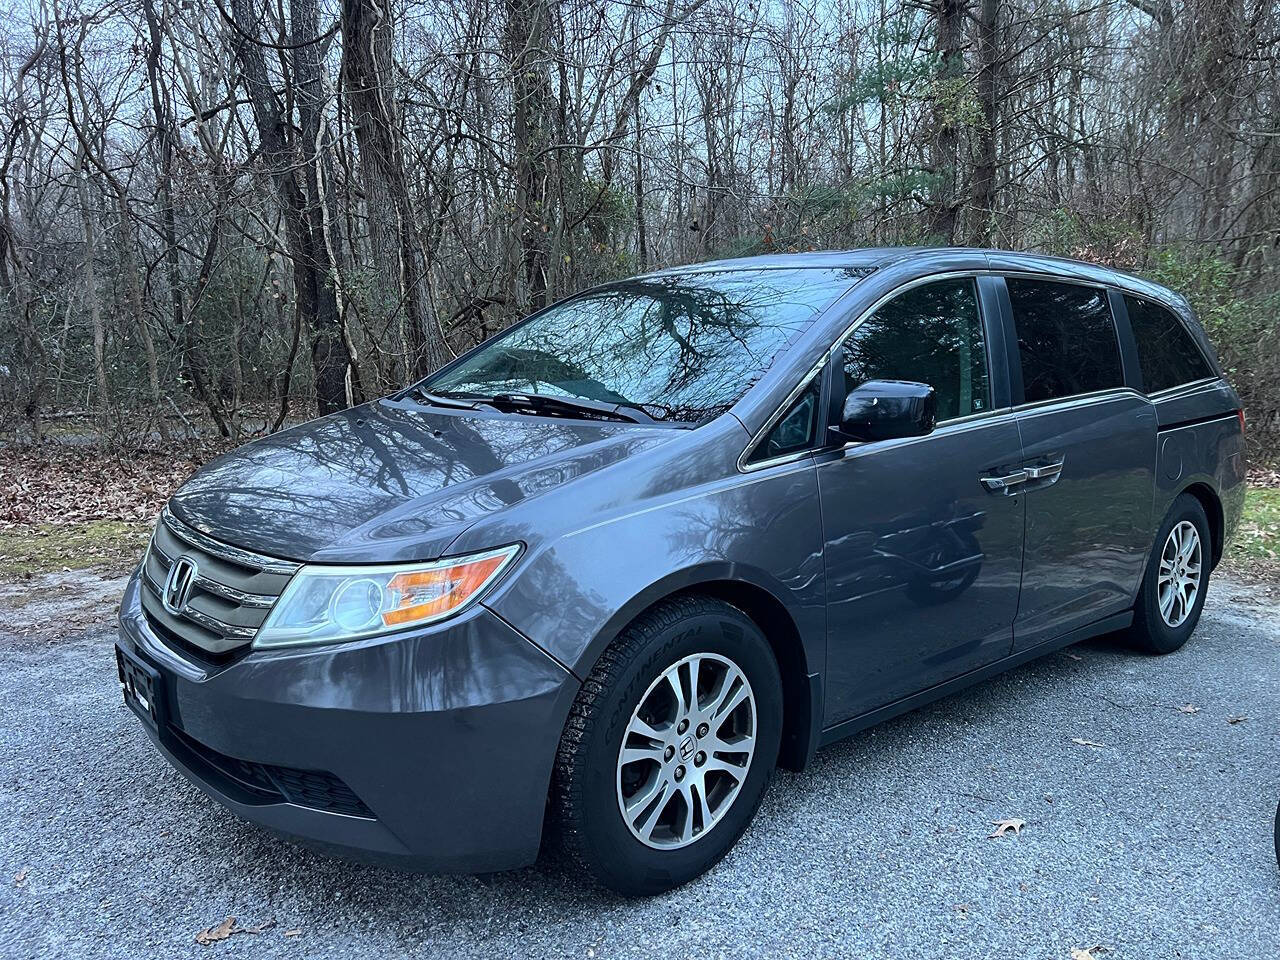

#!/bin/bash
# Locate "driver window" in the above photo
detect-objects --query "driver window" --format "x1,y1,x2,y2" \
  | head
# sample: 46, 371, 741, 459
840, 278, 989, 421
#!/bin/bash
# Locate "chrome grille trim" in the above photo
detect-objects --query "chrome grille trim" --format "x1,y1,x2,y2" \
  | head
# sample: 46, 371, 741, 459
161, 507, 301, 575
139, 564, 262, 642
150, 538, 276, 608
176, 604, 259, 641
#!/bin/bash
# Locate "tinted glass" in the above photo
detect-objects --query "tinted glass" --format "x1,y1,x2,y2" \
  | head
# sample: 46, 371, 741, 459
751, 379, 820, 462
426, 268, 861, 422
1007, 279, 1123, 403
1124, 295, 1214, 393
839, 278, 989, 421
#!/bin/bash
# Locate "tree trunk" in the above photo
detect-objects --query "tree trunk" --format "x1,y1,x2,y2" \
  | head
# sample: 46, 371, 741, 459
341, 0, 449, 377
929, 0, 965, 242
74, 149, 109, 409
228, 0, 353, 415
504, 0, 553, 314
970, 0, 1000, 245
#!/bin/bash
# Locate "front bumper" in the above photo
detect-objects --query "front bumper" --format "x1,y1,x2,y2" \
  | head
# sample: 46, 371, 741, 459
116, 571, 577, 872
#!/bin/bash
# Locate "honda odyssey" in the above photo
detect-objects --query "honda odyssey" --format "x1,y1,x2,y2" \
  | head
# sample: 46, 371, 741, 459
115, 248, 1245, 895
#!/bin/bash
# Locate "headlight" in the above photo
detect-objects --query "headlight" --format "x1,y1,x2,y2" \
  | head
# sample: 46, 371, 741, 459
252, 544, 521, 650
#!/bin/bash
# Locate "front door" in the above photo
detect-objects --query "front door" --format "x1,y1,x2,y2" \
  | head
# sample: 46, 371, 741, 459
816, 277, 1026, 724
1000, 277, 1157, 650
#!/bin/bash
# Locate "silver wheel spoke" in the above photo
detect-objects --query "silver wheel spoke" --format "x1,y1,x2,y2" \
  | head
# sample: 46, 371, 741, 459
690, 780, 714, 831
665, 671, 687, 718
620, 744, 665, 766
626, 714, 666, 742
707, 667, 749, 722
676, 784, 696, 843
630, 778, 671, 840
703, 755, 749, 778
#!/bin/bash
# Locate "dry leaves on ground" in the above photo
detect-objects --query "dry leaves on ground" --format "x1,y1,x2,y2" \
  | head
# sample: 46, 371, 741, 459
988, 818, 1026, 838
194, 916, 275, 946
13, 867, 28, 886
1071, 737, 1106, 748
1228, 715, 1248, 724
0, 441, 229, 529
1248, 465, 1280, 489
1070, 947, 1110, 960
1176, 703, 1201, 714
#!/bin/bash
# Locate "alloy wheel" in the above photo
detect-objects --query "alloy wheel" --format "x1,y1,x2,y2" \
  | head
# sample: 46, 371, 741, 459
1158, 520, 1202, 628
615, 652, 757, 850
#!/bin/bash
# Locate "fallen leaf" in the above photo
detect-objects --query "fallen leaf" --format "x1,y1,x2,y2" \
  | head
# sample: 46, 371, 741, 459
1064, 652, 1083, 661
988, 818, 1026, 838
195, 918, 237, 946
1071, 738, 1107, 748
14, 868, 29, 886
1227, 716, 1248, 724
1176, 704, 1200, 714
195, 917, 275, 946
1071, 947, 1110, 960
284, 929, 302, 937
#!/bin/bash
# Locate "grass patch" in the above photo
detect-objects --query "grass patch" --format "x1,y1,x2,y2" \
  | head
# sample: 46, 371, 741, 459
1222, 485, 1280, 590
1228, 487, 1280, 563
0, 521, 151, 581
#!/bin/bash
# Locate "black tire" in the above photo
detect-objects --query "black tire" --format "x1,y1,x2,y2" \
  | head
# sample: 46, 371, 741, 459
1125, 493, 1212, 655
552, 595, 783, 896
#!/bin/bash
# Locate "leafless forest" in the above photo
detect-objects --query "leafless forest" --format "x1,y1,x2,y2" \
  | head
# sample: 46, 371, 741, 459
1, 0, 1277, 451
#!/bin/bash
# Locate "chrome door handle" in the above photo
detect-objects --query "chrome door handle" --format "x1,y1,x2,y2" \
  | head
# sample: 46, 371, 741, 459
1025, 460, 1064, 481
980, 469, 1029, 492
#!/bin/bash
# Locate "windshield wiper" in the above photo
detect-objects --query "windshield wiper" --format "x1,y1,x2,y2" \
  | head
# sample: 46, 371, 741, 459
478, 392, 653, 424
401, 385, 480, 410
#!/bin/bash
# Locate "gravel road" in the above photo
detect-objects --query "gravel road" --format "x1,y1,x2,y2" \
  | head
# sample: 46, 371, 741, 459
2, 572, 1278, 960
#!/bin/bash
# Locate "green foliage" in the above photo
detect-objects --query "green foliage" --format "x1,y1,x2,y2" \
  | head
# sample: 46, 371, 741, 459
825, 13, 937, 115
1145, 246, 1280, 456
1145, 247, 1254, 343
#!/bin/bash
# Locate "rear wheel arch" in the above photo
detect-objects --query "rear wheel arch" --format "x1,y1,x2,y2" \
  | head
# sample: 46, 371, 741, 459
1178, 481, 1224, 569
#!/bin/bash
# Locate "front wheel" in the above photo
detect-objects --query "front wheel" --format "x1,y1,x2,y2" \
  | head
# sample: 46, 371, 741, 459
552, 595, 783, 896
1125, 493, 1212, 654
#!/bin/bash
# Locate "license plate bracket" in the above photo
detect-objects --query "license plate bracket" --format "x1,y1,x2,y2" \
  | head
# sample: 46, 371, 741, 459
116, 643, 164, 730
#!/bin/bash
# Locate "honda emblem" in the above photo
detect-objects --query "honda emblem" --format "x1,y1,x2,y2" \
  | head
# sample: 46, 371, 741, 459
162, 555, 199, 615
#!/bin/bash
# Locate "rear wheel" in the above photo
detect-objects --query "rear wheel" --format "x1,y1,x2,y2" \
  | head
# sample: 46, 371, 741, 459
552, 595, 782, 895
1125, 493, 1212, 654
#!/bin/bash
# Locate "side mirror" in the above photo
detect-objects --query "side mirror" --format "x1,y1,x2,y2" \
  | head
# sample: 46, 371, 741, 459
832, 379, 937, 443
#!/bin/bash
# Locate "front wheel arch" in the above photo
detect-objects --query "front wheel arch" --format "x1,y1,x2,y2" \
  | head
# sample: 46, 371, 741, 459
573, 570, 820, 775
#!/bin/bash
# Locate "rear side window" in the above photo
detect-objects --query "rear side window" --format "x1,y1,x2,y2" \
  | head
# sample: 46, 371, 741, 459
838, 278, 990, 421
1006, 278, 1123, 404
1123, 295, 1215, 393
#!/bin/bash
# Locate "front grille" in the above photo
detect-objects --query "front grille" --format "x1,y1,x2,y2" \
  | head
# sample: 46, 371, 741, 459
169, 726, 374, 818
139, 508, 298, 659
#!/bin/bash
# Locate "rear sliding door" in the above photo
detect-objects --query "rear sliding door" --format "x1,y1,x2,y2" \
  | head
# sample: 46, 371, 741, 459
1001, 277, 1157, 652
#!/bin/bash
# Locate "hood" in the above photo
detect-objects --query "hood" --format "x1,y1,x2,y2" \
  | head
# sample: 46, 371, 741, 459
168, 399, 679, 563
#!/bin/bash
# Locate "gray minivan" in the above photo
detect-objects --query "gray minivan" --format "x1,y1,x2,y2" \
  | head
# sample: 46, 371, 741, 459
115, 248, 1245, 894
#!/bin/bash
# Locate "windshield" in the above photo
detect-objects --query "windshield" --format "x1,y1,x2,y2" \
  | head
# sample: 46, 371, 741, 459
423, 268, 864, 422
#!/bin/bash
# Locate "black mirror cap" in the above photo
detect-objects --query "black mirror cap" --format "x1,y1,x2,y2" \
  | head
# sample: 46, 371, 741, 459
833, 379, 938, 443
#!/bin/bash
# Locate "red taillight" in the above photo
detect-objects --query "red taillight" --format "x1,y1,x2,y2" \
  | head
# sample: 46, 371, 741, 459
1238, 408, 1246, 436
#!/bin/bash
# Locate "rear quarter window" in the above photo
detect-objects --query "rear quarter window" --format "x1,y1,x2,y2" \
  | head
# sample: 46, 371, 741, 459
1006, 278, 1124, 404
1123, 295, 1216, 393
